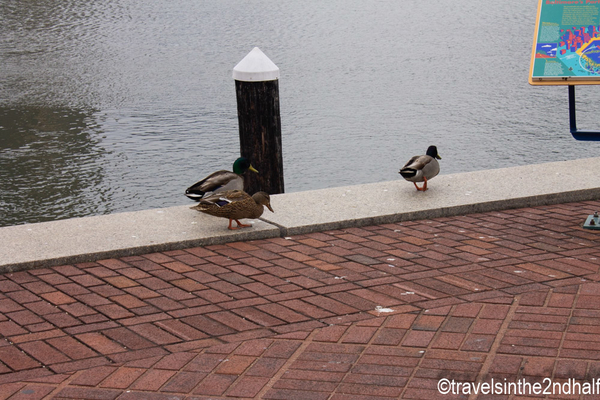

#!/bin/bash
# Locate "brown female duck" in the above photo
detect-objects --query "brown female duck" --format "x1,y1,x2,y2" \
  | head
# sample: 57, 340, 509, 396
191, 190, 274, 230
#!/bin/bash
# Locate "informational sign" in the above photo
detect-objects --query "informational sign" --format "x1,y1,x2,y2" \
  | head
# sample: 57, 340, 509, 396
530, 0, 600, 85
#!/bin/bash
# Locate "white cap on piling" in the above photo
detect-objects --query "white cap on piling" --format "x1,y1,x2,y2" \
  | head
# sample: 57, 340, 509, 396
232, 47, 279, 82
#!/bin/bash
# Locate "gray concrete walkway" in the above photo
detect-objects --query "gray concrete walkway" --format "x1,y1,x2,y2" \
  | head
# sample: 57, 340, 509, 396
2, 157, 600, 272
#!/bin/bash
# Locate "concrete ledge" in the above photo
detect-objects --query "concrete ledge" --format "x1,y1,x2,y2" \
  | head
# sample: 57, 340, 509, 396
265, 189, 600, 237
0, 206, 280, 272
2, 157, 600, 272
263, 157, 600, 235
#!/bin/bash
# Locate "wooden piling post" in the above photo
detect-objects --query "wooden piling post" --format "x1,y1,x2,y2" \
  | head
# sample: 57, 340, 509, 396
233, 47, 284, 194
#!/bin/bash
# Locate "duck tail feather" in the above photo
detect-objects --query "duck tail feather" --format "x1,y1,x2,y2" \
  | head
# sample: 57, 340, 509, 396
399, 168, 417, 179
185, 191, 205, 200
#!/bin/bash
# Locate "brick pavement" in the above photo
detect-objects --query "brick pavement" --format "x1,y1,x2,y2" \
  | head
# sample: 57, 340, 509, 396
2, 201, 600, 399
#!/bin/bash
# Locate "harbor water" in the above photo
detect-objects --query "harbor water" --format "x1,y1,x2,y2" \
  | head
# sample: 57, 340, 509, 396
1, 0, 599, 227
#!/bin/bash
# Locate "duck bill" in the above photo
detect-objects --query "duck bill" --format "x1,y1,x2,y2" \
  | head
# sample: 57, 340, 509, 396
266, 204, 274, 213
436, 155, 442, 160
249, 165, 259, 173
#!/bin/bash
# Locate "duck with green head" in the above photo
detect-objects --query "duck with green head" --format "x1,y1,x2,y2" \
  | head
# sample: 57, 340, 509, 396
185, 157, 258, 201
399, 145, 441, 191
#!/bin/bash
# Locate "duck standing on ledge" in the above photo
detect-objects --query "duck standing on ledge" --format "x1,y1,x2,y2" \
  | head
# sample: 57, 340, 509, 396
191, 190, 274, 230
399, 145, 441, 191
185, 157, 258, 201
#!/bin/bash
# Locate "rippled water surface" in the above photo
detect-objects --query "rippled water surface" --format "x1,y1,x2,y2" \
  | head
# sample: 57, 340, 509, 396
1, 0, 599, 227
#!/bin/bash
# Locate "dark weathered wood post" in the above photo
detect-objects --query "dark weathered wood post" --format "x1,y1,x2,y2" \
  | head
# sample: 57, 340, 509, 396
233, 47, 284, 194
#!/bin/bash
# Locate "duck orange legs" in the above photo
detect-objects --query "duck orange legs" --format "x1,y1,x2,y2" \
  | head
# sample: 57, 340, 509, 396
228, 219, 252, 230
413, 177, 428, 191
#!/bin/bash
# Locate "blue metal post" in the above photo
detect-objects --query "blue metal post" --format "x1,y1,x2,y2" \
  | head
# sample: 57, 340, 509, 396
568, 85, 600, 141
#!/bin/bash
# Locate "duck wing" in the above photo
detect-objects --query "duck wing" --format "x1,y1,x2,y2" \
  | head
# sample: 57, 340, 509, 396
399, 155, 430, 178
402, 155, 433, 171
192, 190, 257, 220
199, 190, 251, 207
185, 171, 243, 200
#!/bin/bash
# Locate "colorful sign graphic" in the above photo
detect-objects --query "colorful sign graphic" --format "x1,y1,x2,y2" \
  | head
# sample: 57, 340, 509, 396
530, 0, 600, 85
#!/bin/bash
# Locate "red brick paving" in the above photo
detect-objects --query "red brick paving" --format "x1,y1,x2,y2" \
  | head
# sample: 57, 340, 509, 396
3, 201, 600, 398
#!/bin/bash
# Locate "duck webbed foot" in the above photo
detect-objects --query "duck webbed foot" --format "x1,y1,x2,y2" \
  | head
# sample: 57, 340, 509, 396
228, 219, 252, 230
413, 177, 428, 191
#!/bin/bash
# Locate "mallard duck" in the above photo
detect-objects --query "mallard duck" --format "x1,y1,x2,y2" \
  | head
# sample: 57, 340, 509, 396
399, 145, 441, 191
185, 157, 258, 201
191, 190, 274, 230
